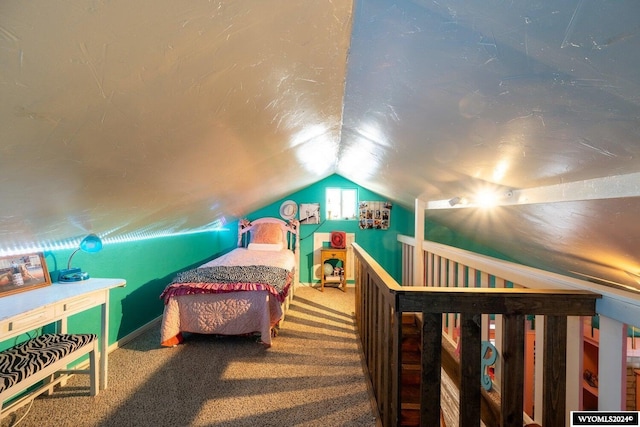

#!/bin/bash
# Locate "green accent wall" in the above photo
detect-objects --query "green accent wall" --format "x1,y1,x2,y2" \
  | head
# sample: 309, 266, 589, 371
424, 219, 517, 263
248, 174, 414, 284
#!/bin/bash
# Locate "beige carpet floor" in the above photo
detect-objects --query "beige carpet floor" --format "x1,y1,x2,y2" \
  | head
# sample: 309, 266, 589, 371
2, 286, 379, 427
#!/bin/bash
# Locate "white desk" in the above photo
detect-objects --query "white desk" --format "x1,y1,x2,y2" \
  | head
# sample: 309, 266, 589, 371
0, 278, 126, 390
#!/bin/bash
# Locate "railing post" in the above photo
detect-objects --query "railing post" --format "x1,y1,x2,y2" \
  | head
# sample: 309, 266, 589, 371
460, 313, 482, 427
420, 312, 443, 426
501, 314, 525, 426
543, 315, 568, 427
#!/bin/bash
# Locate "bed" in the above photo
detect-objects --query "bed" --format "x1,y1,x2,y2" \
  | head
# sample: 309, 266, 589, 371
159, 217, 299, 348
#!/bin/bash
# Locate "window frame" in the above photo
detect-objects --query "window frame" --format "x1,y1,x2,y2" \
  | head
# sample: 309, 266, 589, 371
326, 187, 357, 221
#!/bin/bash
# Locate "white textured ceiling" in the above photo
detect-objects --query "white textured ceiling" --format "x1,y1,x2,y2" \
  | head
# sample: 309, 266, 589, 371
2, 0, 640, 291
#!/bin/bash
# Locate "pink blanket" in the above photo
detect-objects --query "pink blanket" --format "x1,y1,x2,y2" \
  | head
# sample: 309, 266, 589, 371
160, 278, 292, 304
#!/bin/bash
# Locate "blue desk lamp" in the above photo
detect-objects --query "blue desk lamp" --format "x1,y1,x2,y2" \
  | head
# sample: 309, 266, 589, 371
59, 234, 103, 282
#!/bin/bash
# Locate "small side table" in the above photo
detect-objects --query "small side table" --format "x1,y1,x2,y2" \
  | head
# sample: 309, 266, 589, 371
320, 247, 347, 292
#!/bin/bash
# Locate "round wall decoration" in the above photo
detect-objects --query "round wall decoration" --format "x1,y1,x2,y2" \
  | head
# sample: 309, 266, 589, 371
279, 200, 298, 220
330, 231, 346, 249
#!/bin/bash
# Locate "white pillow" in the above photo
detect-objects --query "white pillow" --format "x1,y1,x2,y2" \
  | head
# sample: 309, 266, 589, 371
247, 242, 283, 252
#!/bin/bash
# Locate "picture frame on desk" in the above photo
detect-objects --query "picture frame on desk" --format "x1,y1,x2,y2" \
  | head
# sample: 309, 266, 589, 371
0, 252, 51, 297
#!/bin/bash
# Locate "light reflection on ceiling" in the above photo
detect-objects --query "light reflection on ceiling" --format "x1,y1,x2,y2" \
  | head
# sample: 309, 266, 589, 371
1, 0, 640, 292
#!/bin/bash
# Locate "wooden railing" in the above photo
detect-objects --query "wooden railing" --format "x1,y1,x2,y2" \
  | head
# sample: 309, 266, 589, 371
352, 242, 601, 427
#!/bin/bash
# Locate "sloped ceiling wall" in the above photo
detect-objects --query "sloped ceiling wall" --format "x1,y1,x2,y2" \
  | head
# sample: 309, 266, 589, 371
2, 0, 640, 292
341, 0, 640, 292
0, 0, 352, 247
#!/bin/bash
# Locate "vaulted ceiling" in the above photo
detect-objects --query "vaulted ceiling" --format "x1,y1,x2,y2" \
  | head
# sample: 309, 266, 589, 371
2, 0, 640, 292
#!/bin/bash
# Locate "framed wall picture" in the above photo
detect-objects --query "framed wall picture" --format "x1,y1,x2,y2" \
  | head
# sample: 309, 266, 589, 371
299, 203, 321, 224
0, 252, 51, 297
359, 201, 392, 229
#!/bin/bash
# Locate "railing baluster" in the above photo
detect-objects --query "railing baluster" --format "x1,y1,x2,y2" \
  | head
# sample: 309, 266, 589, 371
447, 259, 456, 341
494, 276, 505, 391
422, 251, 429, 287
460, 313, 482, 427
420, 312, 443, 426
373, 282, 381, 396
543, 315, 568, 426
381, 299, 392, 425
392, 305, 402, 426
501, 313, 525, 426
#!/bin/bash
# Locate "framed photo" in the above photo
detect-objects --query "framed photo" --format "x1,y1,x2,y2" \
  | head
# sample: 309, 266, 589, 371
359, 201, 392, 229
0, 252, 51, 297
299, 203, 320, 224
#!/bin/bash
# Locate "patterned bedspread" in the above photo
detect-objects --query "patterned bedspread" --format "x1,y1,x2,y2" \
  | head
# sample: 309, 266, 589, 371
160, 265, 292, 304
159, 248, 296, 348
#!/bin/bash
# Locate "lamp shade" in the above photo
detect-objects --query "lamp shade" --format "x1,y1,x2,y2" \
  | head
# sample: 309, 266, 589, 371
59, 234, 103, 282
79, 234, 103, 254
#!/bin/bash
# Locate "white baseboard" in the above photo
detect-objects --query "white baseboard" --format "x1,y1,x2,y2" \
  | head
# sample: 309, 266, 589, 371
107, 316, 162, 354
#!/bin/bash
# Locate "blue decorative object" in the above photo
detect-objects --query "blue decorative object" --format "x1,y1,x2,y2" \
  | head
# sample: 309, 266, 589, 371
59, 234, 103, 282
481, 341, 498, 391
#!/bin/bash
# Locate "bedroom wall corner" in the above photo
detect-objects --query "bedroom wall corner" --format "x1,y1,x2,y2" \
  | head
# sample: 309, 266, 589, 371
247, 174, 414, 286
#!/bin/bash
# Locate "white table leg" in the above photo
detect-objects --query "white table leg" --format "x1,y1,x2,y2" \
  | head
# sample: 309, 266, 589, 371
100, 291, 109, 390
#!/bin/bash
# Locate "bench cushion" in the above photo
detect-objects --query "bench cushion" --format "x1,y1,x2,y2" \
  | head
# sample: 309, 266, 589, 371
0, 333, 96, 393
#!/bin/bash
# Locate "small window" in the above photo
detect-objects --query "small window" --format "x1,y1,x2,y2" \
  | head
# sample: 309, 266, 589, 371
326, 188, 357, 220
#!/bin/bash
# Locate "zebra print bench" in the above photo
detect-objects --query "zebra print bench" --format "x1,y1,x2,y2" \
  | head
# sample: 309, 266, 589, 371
0, 333, 98, 418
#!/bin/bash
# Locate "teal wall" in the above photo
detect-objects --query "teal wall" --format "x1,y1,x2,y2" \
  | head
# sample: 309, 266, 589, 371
424, 219, 517, 263
249, 174, 414, 284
